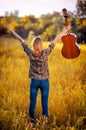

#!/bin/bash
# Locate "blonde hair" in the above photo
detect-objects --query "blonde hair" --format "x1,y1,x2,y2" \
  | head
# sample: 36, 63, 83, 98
32, 36, 43, 50
32, 36, 42, 44
32, 36, 43, 57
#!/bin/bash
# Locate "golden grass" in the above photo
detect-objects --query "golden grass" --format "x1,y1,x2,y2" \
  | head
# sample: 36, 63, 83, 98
0, 37, 86, 130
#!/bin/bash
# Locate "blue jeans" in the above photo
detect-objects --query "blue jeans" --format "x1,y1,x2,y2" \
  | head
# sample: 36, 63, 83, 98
29, 79, 49, 121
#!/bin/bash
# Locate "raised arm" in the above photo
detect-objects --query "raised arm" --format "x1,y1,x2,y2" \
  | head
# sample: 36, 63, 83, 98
7, 26, 32, 56
7, 26, 26, 44
52, 25, 70, 45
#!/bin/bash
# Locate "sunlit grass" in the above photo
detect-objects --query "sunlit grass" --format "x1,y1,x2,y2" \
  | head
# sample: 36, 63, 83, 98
0, 37, 86, 130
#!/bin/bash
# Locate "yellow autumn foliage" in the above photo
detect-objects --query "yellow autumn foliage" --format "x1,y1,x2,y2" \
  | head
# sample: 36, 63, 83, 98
9, 22, 18, 30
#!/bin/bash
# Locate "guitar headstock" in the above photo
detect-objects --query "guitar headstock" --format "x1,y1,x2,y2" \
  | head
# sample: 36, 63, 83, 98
62, 8, 68, 18
62, 8, 69, 26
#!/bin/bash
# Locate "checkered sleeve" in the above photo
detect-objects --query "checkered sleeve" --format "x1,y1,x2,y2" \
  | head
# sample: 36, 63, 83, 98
22, 42, 32, 56
45, 43, 55, 55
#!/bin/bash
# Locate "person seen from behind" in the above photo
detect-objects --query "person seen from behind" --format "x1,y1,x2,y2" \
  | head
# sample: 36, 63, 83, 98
7, 25, 70, 128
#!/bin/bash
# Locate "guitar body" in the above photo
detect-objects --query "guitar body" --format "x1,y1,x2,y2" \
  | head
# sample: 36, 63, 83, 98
61, 8, 80, 59
62, 33, 80, 59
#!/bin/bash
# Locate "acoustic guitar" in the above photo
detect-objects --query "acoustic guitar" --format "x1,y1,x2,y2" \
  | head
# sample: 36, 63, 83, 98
61, 8, 80, 59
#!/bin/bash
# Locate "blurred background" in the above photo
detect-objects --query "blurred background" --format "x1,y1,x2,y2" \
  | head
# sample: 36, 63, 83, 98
0, 0, 86, 43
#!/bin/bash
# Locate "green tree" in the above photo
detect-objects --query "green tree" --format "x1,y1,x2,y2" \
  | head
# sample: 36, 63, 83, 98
76, 0, 86, 18
76, 0, 86, 43
42, 24, 58, 41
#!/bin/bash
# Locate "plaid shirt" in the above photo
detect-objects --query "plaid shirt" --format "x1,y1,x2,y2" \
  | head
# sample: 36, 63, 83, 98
22, 42, 55, 80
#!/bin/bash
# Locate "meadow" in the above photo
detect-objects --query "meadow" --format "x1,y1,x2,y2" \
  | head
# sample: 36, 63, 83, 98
0, 36, 86, 130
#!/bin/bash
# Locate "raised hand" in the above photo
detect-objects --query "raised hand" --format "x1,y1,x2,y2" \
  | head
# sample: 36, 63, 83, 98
7, 25, 25, 43
61, 25, 70, 35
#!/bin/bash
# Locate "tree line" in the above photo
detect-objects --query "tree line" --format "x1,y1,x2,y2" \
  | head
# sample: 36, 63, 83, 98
0, 0, 86, 43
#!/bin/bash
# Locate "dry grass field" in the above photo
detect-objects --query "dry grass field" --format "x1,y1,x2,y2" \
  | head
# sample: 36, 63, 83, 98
0, 37, 86, 130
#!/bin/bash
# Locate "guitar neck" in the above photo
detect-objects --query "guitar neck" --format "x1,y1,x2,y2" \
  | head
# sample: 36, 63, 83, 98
64, 16, 69, 27
62, 8, 70, 33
